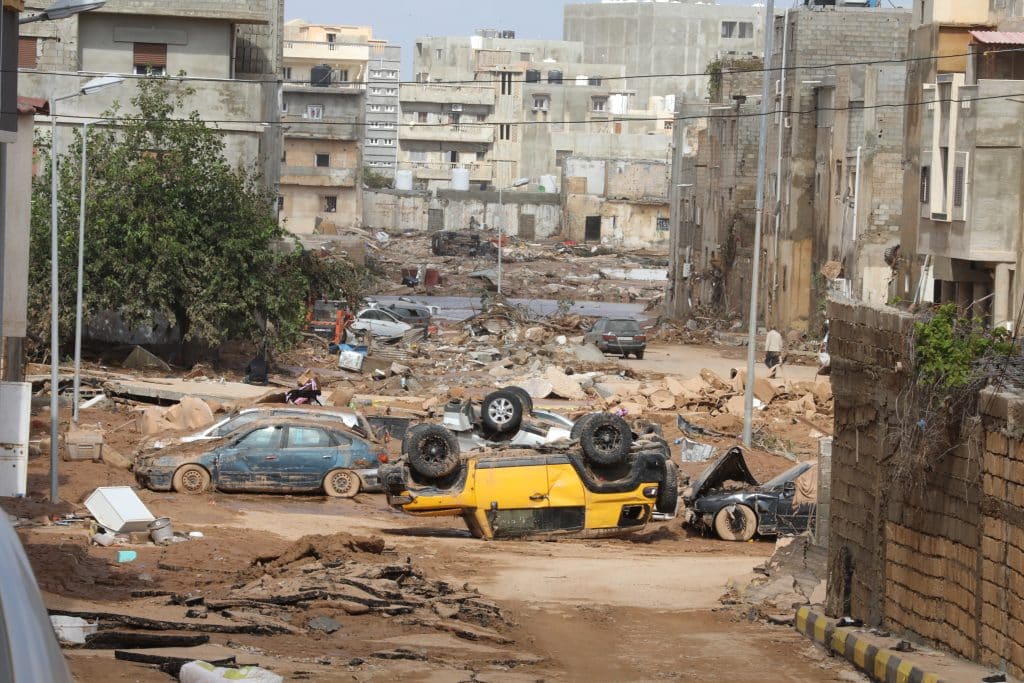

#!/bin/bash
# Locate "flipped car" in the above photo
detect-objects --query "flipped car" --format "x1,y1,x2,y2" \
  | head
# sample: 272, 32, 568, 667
380, 412, 678, 539
139, 406, 376, 452
683, 447, 817, 541
440, 388, 575, 452
583, 318, 648, 359
135, 418, 388, 497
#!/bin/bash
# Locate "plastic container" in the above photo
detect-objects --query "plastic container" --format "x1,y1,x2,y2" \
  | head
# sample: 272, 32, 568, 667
148, 517, 173, 544
64, 431, 103, 462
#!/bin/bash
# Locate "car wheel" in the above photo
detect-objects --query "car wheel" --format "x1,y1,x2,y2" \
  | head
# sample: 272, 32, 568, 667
505, 386, 534, 415
323, 469, 360, 498
172, 464, 211, 495
480, 389, 525, 433
636, 350, 645, 360
656, 461, 679, 514
403, 424, 460, 479
580, 413, 632, 467
570, 412, 599, 441
714, 504, 757, 542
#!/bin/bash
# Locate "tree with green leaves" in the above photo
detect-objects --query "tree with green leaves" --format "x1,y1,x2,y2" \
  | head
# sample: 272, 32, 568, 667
28, 77, 370, 359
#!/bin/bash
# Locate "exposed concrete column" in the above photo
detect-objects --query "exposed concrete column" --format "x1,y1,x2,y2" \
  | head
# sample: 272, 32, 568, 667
956, 281, 972, 314
972, 281, 988, 319
940, 280, 956, 305
994, 264, 1011, 328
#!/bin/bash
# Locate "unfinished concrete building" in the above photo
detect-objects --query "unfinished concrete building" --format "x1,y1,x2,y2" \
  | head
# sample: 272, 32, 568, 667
762, 5, 911, 333
18, 0, 284, 190
899, 0, 1024, 328
564, 0, 768, 104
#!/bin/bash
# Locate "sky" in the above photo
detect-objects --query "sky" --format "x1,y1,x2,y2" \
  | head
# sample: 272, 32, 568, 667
285, 0, 915, 77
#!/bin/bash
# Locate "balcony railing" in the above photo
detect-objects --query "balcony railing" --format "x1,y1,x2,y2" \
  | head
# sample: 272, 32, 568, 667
399, 123, 494, 144
399, 161, 494, 182
281, 165, 357, 187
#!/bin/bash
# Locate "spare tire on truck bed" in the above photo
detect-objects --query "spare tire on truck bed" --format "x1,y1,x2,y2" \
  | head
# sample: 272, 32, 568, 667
403, 424, 460, 480
579, 413, 632, 467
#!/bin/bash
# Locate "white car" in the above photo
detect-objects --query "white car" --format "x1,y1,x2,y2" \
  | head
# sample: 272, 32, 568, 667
140, 406, 373, 451
350, 308, 412, 340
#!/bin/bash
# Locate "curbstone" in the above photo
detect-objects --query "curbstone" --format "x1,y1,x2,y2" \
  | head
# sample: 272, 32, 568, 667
795, 607, 949, 683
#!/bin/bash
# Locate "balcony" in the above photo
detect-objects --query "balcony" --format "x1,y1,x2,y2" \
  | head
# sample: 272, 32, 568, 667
282, 114, 360, 140
400, 123, 494, 144
283, 40, 369, 62
283, 80, 365, 95
280, 165, 357, 188
401, 162, 494, 183
400, 84, 495, 107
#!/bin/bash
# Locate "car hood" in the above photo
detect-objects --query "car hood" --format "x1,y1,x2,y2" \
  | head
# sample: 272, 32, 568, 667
685, 446, 758, 502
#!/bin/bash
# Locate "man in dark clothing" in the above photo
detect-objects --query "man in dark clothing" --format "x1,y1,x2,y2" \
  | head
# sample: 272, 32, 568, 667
244, 354, 268, 385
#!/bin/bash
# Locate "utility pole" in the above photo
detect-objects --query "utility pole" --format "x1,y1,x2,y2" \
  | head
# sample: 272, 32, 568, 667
742, 0, 776, 447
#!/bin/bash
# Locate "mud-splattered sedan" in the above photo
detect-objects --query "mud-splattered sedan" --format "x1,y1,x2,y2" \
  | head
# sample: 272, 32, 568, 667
134, 419, 387, 497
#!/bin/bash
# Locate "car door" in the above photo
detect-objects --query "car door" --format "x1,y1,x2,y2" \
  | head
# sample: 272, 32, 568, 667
212, 425, 284, 491
279, 425, 340, 491
374, 310, 408, 337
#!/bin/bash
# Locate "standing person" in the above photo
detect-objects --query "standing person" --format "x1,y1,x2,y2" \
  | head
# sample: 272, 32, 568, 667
765, 327, 784, 378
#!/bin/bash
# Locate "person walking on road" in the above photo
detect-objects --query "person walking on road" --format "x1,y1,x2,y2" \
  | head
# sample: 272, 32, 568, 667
765, 327, 784, 378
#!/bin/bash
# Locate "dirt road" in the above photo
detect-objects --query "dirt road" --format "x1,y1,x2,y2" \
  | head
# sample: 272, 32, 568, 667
622, 342, 820, 382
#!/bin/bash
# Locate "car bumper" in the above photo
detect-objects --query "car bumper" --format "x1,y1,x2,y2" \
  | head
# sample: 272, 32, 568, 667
597, 342, 646, 352
134, 467, 174, 492
355, 468, 383, 493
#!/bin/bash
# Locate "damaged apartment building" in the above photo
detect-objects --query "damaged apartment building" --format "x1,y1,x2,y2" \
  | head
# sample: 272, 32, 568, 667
898, 0, 1024, 330
666, 3, 912, 329
18, 0, 284, 190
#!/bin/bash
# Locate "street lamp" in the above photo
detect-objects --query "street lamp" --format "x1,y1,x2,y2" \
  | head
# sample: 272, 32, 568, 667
49, 74, 123, 502
497, 177, 529, 295
19, 0, 105, 24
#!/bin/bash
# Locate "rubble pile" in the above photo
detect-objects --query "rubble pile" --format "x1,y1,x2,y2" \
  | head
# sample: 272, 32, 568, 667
721, 535, 827, 626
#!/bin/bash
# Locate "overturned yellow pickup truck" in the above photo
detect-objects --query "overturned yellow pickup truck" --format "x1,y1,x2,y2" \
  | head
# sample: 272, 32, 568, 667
380, 410, 678, 539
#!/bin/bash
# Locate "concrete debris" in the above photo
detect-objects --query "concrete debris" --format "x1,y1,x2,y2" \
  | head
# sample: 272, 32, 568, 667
544, 367, 586, 400
123, 346, 171, 373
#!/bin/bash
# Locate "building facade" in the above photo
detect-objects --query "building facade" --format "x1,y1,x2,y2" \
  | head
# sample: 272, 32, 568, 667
564, 0, 768, 105
364, 42, 401, 175
18, 0, 284, 189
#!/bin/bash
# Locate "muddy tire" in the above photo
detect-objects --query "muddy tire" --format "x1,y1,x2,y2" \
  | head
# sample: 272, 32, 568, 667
580, 413, 632, 467
656, 461, 679, 514
636, 350, 645, 360
504, 386, 534, 415
715, 504, 757, 542
480, 390, 524, 434
172, 464, 211, 495
403, 424, 460, 480
323, 469, 360, 498
570, 412, 599, 441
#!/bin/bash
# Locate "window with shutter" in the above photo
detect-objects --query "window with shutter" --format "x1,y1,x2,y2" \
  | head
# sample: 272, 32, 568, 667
134, 43, 167, 75
920, 166, 930, 203
18, 37, 37, 69
953, 166, 964, 208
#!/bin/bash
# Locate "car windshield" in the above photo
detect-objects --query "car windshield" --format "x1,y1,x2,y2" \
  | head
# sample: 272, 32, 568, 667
210, 413, 262, 437
759, 464, 810, 490
607, 320, 640, 334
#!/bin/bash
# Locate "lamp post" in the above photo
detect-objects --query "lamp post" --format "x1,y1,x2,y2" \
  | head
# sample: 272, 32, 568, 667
49, 74, 123, 502
497, 177, 529, 296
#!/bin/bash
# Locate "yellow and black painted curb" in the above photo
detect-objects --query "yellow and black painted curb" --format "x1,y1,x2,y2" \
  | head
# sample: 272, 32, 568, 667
795, 607, 948, 683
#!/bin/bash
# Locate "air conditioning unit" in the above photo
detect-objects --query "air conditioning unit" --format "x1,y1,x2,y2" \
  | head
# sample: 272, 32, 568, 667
775, 79, 782, 96
784, 116, 792, 129
450, 103, 463, 112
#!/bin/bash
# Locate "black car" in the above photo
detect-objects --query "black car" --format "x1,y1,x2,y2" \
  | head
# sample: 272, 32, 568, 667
683, 447, 816, 541
583, 318, 647, 359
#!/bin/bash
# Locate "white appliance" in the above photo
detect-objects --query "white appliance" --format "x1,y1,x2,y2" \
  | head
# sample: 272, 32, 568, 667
0, 382, 31, 497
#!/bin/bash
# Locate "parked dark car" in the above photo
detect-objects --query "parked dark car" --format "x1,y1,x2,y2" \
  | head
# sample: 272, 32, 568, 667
584, 318, 648, 359
134, 418, 388, 497
683, 447, 817, 541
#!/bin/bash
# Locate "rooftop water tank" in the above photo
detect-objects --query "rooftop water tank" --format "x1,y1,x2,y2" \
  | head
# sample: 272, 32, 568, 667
451, 167, 471, 191
525, 69, 541, 83
547, 70, 563, 84
311, 64, 332, 87
395, 170, 414, 191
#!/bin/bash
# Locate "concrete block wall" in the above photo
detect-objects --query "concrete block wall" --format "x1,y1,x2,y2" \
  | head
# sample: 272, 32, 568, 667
829, 300, 1024, 678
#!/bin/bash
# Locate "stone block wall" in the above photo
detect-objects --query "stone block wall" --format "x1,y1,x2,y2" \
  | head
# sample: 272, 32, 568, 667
828, 299, 1024, 678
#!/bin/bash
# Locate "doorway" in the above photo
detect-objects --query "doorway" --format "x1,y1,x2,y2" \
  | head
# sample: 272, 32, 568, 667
584, 215, 601, 242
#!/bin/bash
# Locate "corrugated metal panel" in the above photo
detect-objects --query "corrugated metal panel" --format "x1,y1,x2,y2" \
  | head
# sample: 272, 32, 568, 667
969, 30, 1024, 45
133, 42, 167, 67
18, 37, 36, 69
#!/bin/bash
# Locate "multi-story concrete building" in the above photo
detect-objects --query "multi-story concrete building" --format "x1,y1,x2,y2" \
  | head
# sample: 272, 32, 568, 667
364, 42, 401, 175
280, 21, 368, 234
899, 0, 1024, 329
18, 0, 284, 190
401, 31, 672, 190
564, 0, 768, 105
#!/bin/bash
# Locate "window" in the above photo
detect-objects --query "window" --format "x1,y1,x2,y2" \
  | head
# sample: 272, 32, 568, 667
953, 166, 965, 208
500, 72, 513, 96
315, 153, 330, 167
281, 150, 287, 163
18, 37, 37, 69
664, 120, 674, 130
368, 138, 395, 146
283, 66, 292, 81
239, 426, 282, 449
520, 52, 531, 61
721, 21, 737, 38
533, 95, 550, 111
281, 99, 288, 113
323, 195, 337, 213
286, 426, 332, 448
370, 87, 397, 97
417, 111, 428, 123
591, 96, 608, 112
133, 42, 167, 76
499, 124, 511, 140
436, 48, 444, 60
656, 217, 670, 232
920, 165, 930, 203
277, 196, 284, 212
371, 121, 395, 129
555, 150, 572, 168
370, 104, 397, 113
336, 69, 350, 83
738, 22, 754, 39
834, 160, 843, 197
305, 104, 323, 120
371, 69, 399, 80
